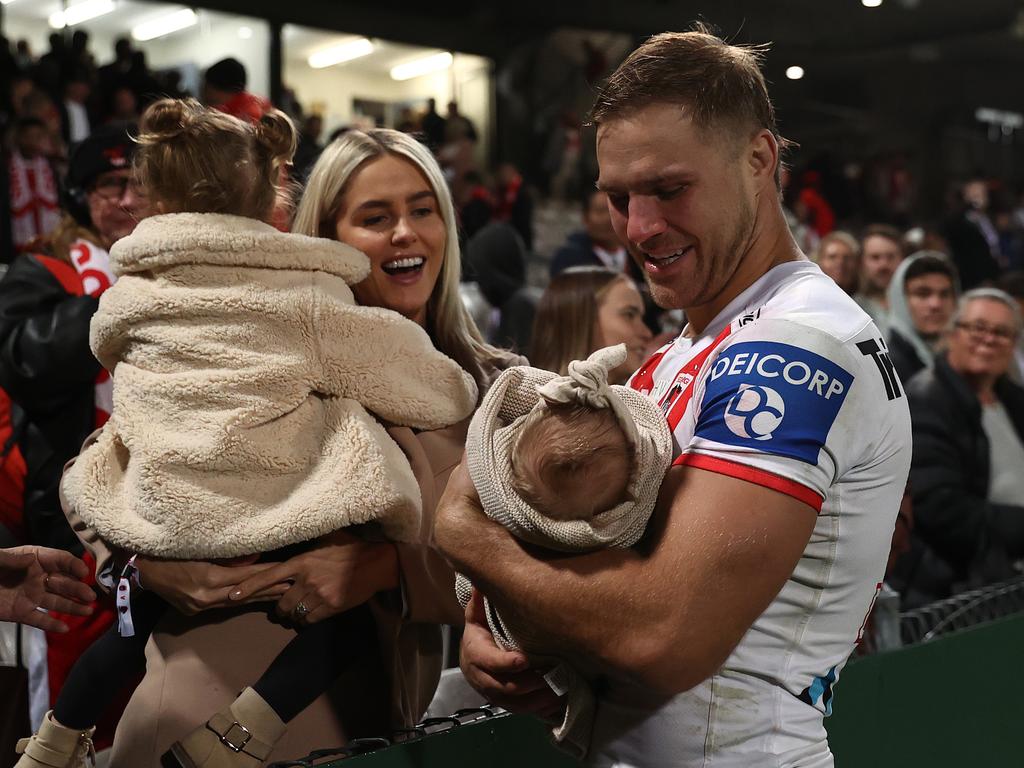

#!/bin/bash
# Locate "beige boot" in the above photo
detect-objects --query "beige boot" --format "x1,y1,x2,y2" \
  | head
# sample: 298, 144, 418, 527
14, 711, 96, 768
162, 688, 286, 768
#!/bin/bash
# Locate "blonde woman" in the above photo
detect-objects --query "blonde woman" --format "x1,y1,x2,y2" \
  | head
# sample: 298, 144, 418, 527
61, 128, 518, 766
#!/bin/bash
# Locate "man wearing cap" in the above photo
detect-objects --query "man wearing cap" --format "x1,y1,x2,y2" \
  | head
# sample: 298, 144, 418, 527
0, 124, 150, 741
435, 28, 911, 767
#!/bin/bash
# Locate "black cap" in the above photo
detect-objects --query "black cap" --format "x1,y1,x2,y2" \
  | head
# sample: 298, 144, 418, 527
204, 57, 247, 93
66, 123, 136, 192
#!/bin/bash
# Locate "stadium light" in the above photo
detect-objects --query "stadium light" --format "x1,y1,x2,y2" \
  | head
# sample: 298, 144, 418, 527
390, 52, 453, 81
307, 38, 374, 69
786, 66, 805, 80
49, 0, 116, 28
131, 9, 198, 42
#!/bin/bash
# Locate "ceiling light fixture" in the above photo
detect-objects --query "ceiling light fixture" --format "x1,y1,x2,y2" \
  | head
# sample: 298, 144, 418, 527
307, 38, 374, 69
390, 51, 453, 81
131, 8, 198, 42
862, 0, 883, 7
786, 66, 805, 80
49, 0, 116, 29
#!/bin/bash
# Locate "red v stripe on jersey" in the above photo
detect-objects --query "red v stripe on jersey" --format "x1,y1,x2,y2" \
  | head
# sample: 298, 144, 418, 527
661, 324, 734, 432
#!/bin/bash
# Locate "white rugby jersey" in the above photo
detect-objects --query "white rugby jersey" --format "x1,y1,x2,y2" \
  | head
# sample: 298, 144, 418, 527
589, 260, 911, 768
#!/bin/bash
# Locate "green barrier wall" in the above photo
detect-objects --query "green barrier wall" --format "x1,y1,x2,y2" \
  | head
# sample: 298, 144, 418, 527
328, 613, 1024, 767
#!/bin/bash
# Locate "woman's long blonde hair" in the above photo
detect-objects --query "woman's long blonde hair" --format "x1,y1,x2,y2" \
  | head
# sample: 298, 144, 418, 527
293, 128, 516, 388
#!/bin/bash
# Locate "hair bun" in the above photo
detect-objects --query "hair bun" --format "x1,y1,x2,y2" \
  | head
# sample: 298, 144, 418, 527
254, 109, 297, 165
137, 97, 201, 143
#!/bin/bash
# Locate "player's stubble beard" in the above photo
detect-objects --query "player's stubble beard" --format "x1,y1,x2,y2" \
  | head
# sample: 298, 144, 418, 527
642, 193, 758, 314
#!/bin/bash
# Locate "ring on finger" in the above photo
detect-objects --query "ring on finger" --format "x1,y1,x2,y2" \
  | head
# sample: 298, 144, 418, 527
293, 601, 310, 619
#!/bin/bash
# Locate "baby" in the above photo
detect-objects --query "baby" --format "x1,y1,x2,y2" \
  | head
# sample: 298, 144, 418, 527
457, 344, 672, 759
16, 99, 477, 768
512, 401, 634, 524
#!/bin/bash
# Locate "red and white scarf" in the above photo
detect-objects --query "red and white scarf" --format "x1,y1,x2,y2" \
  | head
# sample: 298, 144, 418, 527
9, 152, 60, 252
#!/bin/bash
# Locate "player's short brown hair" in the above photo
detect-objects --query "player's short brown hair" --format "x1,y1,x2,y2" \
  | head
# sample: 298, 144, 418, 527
589, 25, 790, 181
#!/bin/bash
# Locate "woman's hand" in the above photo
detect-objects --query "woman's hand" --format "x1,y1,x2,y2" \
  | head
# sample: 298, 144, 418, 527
0, 546, 96, 632
228, 529, 400, 625
135, 557, 289, 615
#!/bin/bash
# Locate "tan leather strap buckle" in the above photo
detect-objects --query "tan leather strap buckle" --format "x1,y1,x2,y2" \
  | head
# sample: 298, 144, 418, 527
207, 713, 272, 760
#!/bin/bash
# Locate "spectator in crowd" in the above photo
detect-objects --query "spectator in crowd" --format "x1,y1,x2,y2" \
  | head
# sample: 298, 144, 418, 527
550, 189, 628, 276
464, 222, 537, 356
812, 230, 859, 295
886, 251, 959, 383
59, 68, 92, 146
796, 169, 835, 238
14, 40, 33, 71
420, 97, 446, 150
901, 288, 1024, 604
8, 117, 61, 253
6, 69, 36, 122
0, 545, 94, 632
96, 38, 134, 119
35, 34, 67, 99
157, 69, 189, 102
530, 267, 651, 384
106, 86, 138, 123
854, 223, 905, 334
946, 178, 1003, 290
494, 161, 533, 251
780, 167, 818, 255
997, 271, 1024, 383
457, 169, 493, 242
444, 100, 477, 144
125, 50, 161, 111
67, 31, 95, 79
202, 57, 269, 123
292, 113, 324, 181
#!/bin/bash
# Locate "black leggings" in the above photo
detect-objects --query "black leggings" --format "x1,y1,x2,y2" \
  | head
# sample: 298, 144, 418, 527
53, 588, 376, 729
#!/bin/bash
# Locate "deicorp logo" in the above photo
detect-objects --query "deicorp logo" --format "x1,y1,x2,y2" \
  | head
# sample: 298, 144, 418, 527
724, 384, 785, 441
696, 341, 854, 465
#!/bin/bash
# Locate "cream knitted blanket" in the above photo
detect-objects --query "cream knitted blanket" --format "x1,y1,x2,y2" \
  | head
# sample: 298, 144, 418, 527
457, 346, 672, 759
62, 213, 478, 558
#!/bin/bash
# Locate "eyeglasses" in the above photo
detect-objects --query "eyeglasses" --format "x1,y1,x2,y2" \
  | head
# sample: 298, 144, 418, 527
954, 320, 1017, 343
91, 176, 148, 202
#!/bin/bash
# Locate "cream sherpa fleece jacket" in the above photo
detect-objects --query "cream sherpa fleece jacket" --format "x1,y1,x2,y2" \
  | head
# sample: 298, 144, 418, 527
62, 213, 478, 559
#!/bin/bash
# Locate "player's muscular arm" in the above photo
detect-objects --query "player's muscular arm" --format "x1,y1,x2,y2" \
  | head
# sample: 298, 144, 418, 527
434, 460, 817, 695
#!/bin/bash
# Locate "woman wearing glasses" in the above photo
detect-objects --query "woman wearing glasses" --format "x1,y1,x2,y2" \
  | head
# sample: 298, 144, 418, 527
896, 288, 1024, 606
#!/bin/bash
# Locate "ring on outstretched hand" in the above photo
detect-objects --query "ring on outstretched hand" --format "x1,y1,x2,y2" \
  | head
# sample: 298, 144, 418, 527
293, 601, 309, 619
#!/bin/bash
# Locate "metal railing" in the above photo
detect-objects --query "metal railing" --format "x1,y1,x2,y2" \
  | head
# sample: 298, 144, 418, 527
900, 574, 1024, 645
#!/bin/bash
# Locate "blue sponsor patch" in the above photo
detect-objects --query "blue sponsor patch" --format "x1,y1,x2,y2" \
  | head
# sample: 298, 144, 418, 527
695, 341, 854, 465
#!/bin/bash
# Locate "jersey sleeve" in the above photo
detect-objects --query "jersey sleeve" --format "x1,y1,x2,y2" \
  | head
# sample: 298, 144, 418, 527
679, 318, 876, 512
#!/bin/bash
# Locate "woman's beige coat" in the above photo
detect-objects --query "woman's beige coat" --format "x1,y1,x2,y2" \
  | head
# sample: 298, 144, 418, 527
62, 421, 467, 767
62, 213, 477, 559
